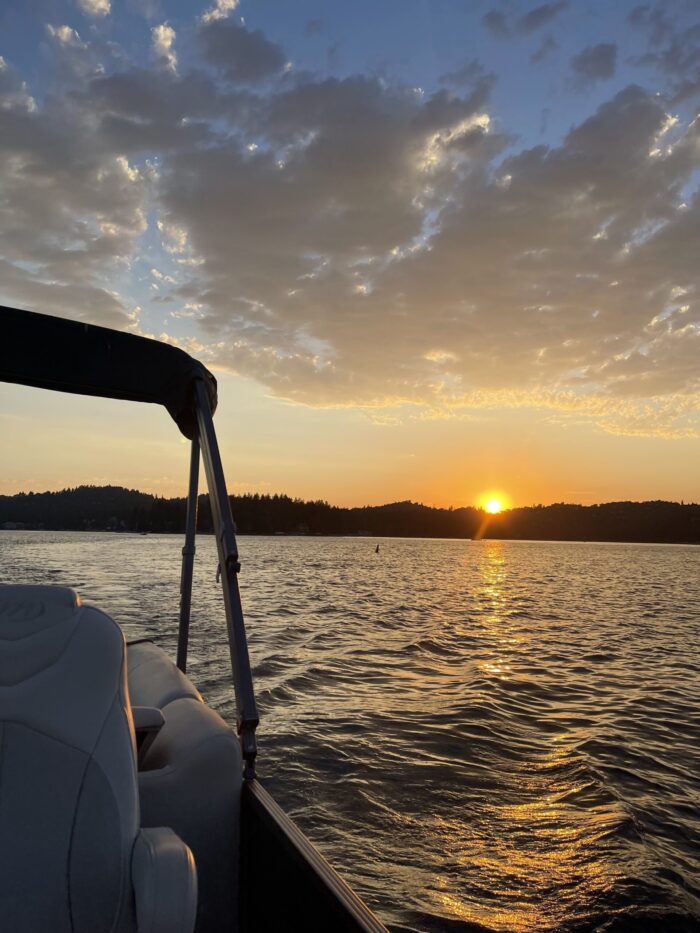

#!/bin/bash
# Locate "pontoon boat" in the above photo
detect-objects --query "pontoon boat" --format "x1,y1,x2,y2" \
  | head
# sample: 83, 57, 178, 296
0, 305, 388, 933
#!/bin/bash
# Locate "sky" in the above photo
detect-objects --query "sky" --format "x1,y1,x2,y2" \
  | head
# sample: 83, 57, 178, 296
1, 0, 700, 508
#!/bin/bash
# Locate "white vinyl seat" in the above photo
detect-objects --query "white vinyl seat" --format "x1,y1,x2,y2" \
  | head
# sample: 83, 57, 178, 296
127, 640, 243, 933
0, 585, 197, 933
127, 640, 202, 707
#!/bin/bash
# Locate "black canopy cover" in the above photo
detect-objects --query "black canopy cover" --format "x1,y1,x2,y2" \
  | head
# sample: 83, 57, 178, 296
0, 305, 217, 438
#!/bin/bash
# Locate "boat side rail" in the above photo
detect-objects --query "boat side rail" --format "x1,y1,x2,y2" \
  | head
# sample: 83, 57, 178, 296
241, 779, 389, 933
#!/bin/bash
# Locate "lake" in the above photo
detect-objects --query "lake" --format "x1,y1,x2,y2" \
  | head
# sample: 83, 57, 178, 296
1, 531, 699, 931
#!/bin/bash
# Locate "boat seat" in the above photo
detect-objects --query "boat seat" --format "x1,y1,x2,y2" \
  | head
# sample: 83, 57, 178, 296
127, 642, 243, 933
127, 640, 202, 707
0, 585, 198, 933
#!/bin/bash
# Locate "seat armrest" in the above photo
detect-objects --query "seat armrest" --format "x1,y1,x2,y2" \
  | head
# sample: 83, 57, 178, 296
132, 707, 165, 767
132, 827, 197, 933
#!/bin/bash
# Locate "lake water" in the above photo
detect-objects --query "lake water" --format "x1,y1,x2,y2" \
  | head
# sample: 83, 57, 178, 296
1, 531, 699, 931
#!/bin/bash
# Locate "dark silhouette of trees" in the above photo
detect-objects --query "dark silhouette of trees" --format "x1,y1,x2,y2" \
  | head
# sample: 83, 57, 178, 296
0, 486, 698, 544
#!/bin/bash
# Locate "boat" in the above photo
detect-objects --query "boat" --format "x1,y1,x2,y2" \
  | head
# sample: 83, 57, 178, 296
0, 305, 388, 933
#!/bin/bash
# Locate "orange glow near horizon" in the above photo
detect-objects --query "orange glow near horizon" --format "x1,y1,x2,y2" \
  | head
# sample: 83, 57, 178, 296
478, 491, 511, 513
1, 375, 699, 508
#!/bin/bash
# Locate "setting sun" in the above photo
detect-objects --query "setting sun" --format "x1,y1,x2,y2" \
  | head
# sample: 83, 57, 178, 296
477, 491, 511, 513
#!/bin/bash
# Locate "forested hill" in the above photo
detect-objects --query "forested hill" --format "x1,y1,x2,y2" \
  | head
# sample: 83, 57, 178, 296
1, 486, 699, 544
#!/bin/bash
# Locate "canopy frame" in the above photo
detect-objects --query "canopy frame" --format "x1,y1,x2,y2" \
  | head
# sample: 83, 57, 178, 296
177, 435, 200, 675
193, 378, 258, 779
2, 306, 258, 778
0, 304, 217, 438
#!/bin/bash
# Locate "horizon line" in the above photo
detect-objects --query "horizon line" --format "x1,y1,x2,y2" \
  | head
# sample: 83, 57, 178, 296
1, 483, 698, 512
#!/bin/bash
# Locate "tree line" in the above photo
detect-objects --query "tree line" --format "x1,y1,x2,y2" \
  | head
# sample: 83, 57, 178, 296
0, 485, 698, 544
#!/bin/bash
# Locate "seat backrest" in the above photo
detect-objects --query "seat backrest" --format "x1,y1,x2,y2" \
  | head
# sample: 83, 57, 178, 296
0, 585, 139, 933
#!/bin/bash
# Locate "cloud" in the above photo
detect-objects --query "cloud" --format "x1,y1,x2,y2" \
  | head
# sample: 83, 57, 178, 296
1, 17, 700, 440
198, 19, 286, 83
154, 80, 700, 438
46, 24, 83, 45
482, 10, 510, 38
152, 23, 177, 73
0, 56, 145, 327
482, 3, 567, 40
516, 2, 568, 34
439, 59, 496, 98
200, 0, 239, 25
0, 56, 36, 110
627, 3, 673, 46
304, 19, 323, 37
0, 259, 131, 327
45, 24, 104, 82
628, 3, 700, 103
570, 43, 617, 87
127, 0, 162, 19
76, 0, 110, 16
531, 34, 557, 64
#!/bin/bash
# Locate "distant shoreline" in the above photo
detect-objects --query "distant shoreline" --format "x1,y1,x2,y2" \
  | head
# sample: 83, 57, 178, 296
1, 485, 698, 545
2, 528, 698, 548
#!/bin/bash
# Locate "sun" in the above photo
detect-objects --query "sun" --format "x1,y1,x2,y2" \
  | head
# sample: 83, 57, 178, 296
477, 491, 510, 513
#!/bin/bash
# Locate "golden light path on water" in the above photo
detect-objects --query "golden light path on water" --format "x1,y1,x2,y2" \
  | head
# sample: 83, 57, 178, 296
3, 532, 699, 931
424, 543, 624, 932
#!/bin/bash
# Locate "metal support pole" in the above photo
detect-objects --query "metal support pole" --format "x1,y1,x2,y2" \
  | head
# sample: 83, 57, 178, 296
194, 379, 259, 779
177, 434, 200, 673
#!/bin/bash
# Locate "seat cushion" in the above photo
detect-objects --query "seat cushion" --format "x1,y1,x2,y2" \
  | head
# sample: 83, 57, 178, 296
138, 698, 242, 933
127, 642, 242, 932
0, 585, 139, 933
132, 827, 198, 933
127, 641, 202, 708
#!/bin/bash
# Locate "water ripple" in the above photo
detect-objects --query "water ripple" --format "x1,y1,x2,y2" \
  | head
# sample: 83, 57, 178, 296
1, 532, 699, 932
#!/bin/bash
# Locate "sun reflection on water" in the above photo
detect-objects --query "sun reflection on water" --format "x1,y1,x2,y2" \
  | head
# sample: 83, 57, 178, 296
424, 738, 626, 932
474, 541, 526, 680
425, 541, 626, 931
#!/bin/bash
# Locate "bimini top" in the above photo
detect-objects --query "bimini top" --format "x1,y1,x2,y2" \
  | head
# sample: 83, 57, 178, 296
0, 305, 217, 438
